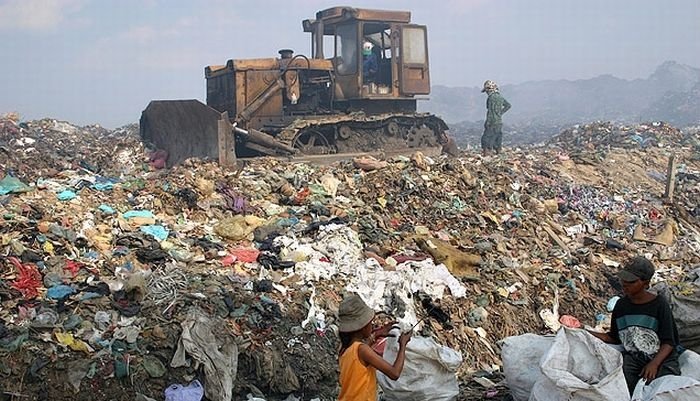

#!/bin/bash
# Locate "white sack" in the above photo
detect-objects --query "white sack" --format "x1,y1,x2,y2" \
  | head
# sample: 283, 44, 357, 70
529, 328, 630, 401
632, 375, 700, 401
378, 333, 462, 401
499, 334, 556, 401
680, 350, 700, 380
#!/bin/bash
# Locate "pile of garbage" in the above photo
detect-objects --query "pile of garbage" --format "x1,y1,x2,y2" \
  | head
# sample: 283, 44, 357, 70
1, 115, 700, 400
0, 114, 142, 181
548, 121, 695, 153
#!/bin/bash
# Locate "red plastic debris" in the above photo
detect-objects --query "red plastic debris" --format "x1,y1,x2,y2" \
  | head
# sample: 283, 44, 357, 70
559, 314, 582, 329
64, 260, 82, 277
221, 254, 237, 267
229, 248, 260, 263
293, 187, 310, 205
9, 257, 43, 299
648, 208, 663, 221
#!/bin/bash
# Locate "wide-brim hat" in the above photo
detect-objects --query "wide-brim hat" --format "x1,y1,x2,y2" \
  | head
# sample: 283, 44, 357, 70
338, 294, 375, 332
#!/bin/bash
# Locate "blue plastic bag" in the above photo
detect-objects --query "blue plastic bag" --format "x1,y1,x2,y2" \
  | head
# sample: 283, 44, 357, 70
164, 380, 204, 401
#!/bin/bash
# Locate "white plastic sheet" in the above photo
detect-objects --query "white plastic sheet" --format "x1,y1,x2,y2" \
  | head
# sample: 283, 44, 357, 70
346, 258, 467, 328
275, 224, 363, 281
378, 331, 462, 401
276, 225, 466, 327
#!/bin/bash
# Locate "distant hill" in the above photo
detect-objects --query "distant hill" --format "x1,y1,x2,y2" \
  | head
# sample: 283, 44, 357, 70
421, 61, 700, 141
644, 81, 700, 126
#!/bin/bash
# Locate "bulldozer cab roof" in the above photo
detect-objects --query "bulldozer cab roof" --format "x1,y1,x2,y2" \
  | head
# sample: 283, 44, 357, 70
302, 6, 411, 35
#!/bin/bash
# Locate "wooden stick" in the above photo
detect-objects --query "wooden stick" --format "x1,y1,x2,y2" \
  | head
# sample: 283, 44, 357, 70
664, 154, 677, 200
4, 392, 30, 399
217, 112, 236, 167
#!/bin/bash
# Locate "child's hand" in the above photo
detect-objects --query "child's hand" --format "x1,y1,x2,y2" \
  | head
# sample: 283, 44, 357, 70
640, 361, 660, 382
398, 331, 412, 347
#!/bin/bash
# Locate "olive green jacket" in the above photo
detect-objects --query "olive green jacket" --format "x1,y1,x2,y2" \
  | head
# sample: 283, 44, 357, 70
485, 91, 511, 127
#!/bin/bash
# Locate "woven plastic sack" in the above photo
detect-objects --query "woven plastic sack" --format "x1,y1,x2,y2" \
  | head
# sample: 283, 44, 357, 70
529, 328, 629, 401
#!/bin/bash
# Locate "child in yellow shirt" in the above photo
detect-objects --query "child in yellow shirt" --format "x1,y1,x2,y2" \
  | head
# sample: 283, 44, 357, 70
337, 294, 411, 401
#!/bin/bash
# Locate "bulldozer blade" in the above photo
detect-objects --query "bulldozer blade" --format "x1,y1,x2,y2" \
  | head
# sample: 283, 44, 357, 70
140, 100, 222, 167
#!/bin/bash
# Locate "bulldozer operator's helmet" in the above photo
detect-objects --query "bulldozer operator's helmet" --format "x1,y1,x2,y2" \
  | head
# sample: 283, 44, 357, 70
481, 80, 499, 93
363, 41, 373, 56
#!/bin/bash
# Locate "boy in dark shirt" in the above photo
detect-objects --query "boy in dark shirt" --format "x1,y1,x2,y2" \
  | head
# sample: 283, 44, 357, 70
589, 256, 681, 394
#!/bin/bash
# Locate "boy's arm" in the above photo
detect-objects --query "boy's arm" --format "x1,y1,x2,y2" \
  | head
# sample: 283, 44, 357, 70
587, 330, 615, 343
588, 300, 622, 344
641, 344, 674, 381
502, 98, 511, 113
641, 297, 679, 381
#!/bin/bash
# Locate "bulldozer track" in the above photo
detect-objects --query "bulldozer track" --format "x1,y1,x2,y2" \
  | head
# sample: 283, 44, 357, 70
279, 113, 449, 155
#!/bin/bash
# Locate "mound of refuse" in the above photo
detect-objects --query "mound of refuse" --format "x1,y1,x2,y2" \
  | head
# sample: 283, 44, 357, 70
1, 115, 699, 400
548, 121, 696, 153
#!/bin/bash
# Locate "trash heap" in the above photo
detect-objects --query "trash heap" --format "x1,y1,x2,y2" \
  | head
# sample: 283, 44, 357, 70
1, 114, 700, 401
548, 121, 694, 154
0, 115, 142, 182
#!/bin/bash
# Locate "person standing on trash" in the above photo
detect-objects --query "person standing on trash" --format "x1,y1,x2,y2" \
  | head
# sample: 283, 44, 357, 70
587, 256, 681, 395
480, 80, 511, 155
337, 294, 411, 401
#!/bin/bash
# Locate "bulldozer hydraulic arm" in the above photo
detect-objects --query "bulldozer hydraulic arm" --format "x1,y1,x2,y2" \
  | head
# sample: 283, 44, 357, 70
237, 76, 286, 123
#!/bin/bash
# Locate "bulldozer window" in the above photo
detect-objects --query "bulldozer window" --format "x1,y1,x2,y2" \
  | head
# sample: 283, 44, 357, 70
323, 35, 334, 60
335, 24, 357, 75
363, 29, 392, 59
363, 27, 393, 87
402, 26, 427, 64
313, 31, 335, 60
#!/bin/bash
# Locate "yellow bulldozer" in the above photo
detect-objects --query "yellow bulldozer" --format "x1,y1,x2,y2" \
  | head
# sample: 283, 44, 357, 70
140, 6, 451, 166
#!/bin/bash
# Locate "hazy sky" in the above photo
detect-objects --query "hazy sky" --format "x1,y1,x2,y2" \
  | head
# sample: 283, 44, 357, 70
1, 0, 699, 128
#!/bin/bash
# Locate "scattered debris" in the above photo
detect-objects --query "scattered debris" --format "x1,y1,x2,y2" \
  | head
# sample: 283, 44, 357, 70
0, 115, 698, 400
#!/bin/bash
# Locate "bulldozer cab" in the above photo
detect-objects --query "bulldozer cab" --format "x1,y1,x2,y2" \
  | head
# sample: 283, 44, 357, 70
303, 7, 431, 100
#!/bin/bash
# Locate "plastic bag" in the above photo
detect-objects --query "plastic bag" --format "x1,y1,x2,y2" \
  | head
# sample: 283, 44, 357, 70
499, 334, 556, 401
529, 328, 629, 401
654, 282, 700, 354
680, 350, 700, 380
377, 332, 462, 401
214, 215, 265, 241
164, 380, 204, 401
631, 375, 700, 401
0, 175, 32, 195
171, 310, 238, 401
